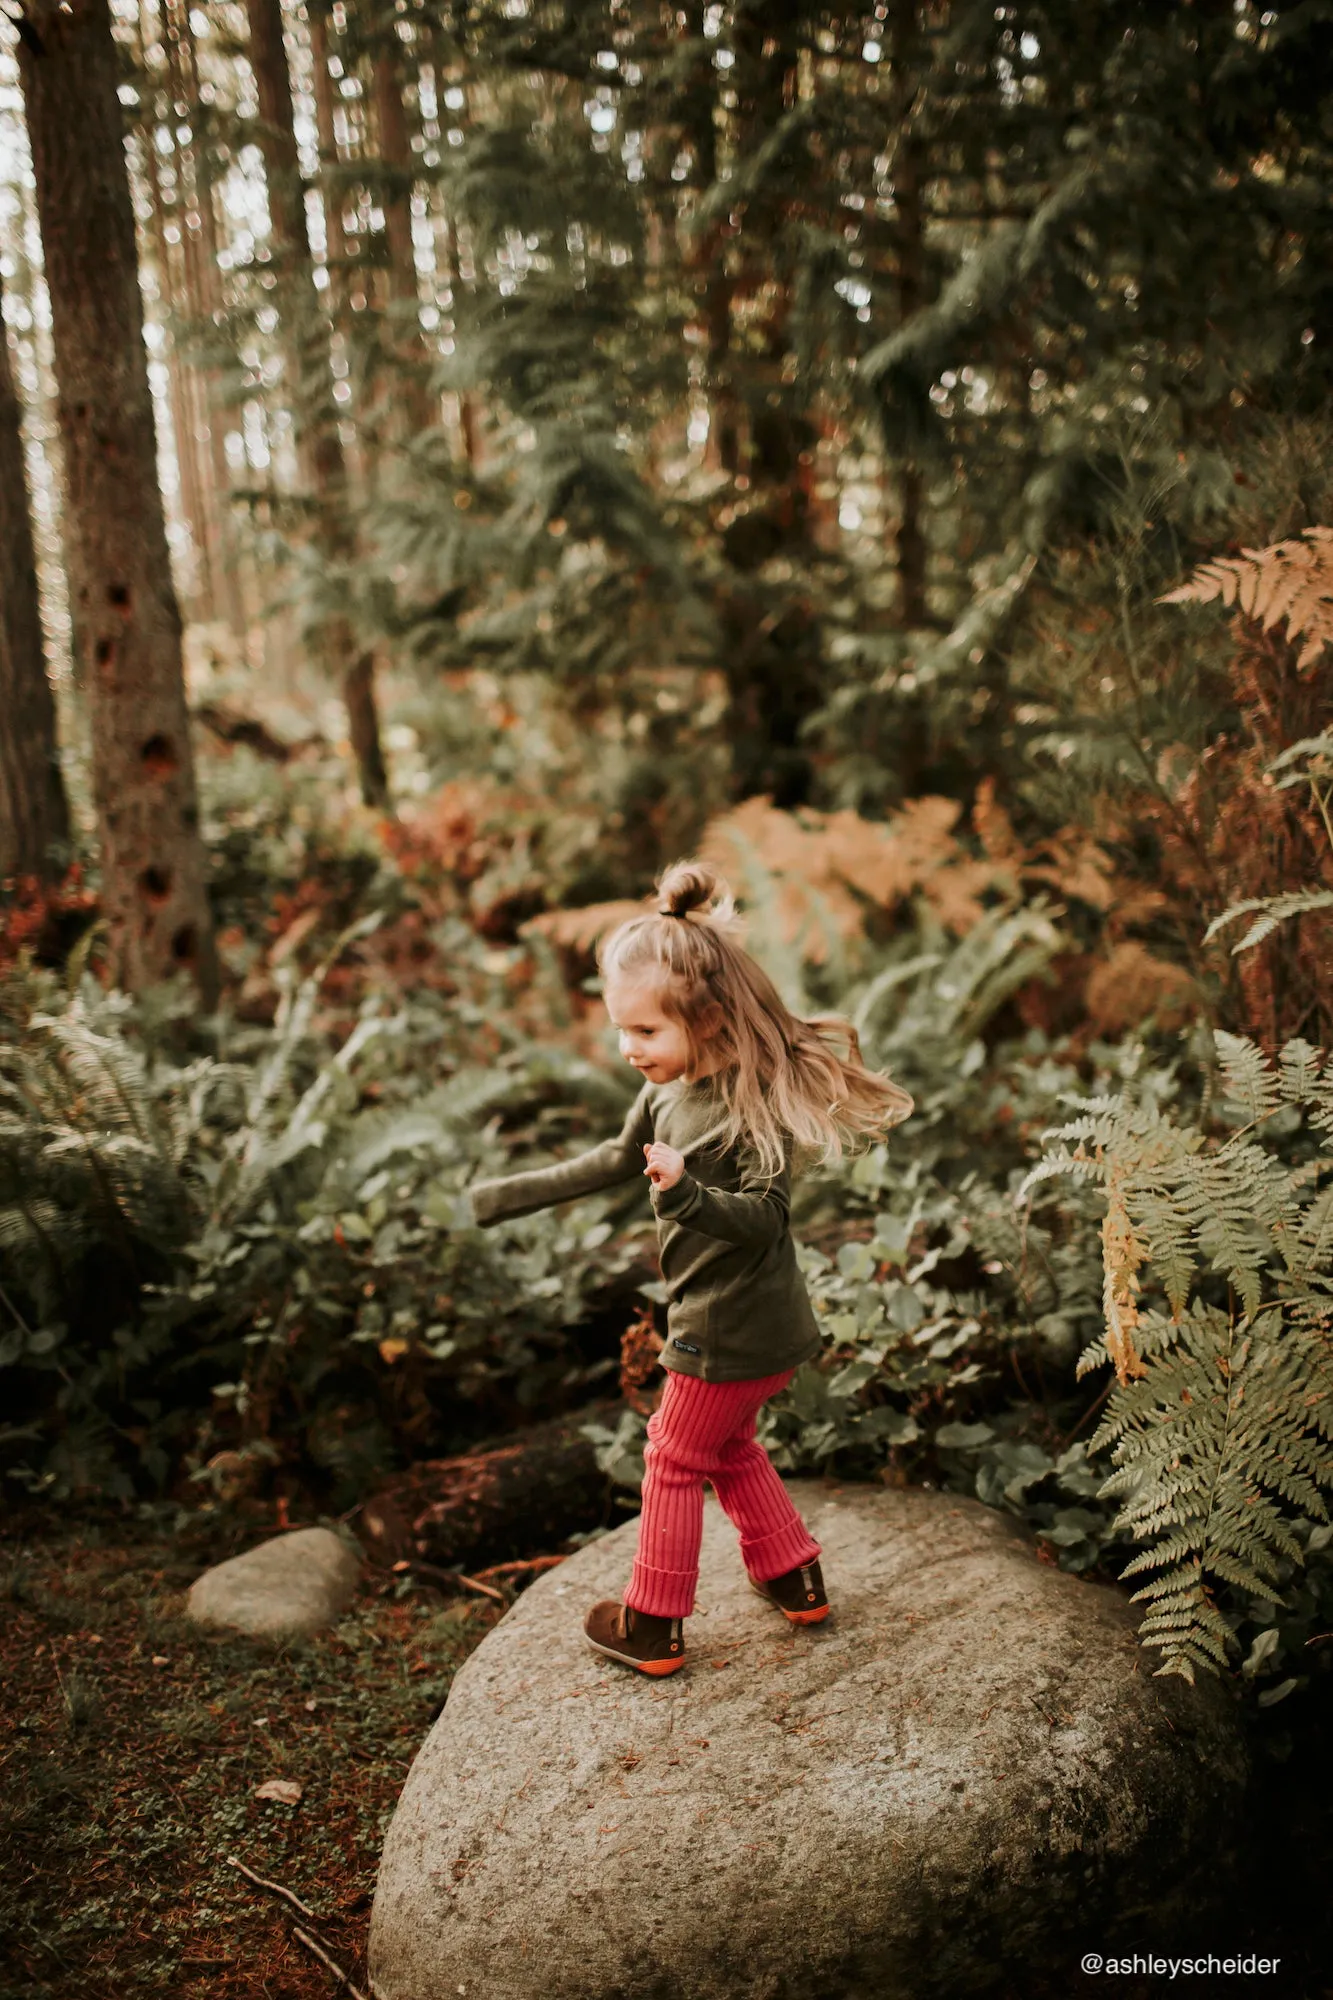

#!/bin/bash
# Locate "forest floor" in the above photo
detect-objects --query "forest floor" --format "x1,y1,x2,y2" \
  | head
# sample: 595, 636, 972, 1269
4, 1506, 1333, 2000
0, 1505, 506, 2000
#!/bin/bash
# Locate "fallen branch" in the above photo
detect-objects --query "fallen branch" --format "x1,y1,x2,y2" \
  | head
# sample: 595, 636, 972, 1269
392, 1558, 507, 1604
291, 1924, 371, 2000
227, 1858, 369, 1999
355, 1401, 621, 1570
471, 1555, 567, 1582
226, 1854, 319, 1922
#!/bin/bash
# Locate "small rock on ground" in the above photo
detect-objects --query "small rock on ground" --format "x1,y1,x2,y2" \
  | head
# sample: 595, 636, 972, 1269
187, 1526, 361, 1641
370, 1483, 1246, 2000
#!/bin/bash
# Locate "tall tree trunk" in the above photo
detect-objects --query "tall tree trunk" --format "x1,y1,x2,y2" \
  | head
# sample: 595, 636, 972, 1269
308, 3, 347, 281
155, 0, 241, 633
244, 0, 390, 808
891, 0, 929, 628
0, 269, 70, 883
422, 39, 475, 470
171, 0, 248, 637
690, 4, 821, 807
18, 0, 217, 999
138, 105, 211, 613
342, 650, 389, 805
371, 43, 433, 437
680, 8, 738, 476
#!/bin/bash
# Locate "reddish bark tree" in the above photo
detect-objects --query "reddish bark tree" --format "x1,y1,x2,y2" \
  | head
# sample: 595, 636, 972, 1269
18, 0, 217, 998
372, 41, 434, 438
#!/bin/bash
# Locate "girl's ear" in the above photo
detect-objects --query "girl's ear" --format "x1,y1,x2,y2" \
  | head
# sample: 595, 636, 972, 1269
697, 1001, 725, 1041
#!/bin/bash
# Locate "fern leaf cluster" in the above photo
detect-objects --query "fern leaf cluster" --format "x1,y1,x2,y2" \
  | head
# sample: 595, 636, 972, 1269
1022, 1031, 1333, 1679
1160, 525, 1333, 671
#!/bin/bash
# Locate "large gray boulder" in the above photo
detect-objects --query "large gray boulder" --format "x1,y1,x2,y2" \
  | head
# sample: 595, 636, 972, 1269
187, 1526, 360, 1640
369, 1484, 1245, 2000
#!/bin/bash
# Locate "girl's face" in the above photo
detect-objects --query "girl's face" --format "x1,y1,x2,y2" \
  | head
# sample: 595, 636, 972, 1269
605, 973, 711, 1083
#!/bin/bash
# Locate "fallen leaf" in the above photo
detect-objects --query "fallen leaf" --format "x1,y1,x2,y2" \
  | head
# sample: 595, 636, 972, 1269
254, 1779, 304, 1805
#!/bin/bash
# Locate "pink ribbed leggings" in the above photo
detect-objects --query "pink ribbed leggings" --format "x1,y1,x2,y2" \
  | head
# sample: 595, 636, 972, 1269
624, 1366, 822, 1619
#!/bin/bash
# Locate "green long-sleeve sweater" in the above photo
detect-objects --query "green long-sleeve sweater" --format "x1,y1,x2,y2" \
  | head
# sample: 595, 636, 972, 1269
468, 1079, 822, 1384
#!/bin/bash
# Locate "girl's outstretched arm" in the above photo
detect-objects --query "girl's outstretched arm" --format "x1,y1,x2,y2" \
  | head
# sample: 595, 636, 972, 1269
469, 1085, 654, 1228
648, 1149, 791, 1249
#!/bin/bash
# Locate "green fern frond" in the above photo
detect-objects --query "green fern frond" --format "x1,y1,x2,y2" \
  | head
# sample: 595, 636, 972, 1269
1204, 892, 1333, 957
1028, 1046, 1333, 1677
1212, 1030, 1282, 1124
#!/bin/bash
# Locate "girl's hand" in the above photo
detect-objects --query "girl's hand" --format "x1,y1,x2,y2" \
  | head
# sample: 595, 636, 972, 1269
643, 1141, 685, 1191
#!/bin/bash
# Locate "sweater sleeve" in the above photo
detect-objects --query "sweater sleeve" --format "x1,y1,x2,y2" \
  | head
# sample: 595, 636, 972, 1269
470, 1085, 654, 1228
649, 1148, 791, 1248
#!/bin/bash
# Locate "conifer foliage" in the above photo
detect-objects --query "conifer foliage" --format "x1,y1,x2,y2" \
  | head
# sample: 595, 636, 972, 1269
1023, 1034, 1333, 1681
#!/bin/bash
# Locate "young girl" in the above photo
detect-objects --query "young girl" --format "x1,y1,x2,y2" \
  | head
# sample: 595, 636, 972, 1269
466, 861, 913, 1676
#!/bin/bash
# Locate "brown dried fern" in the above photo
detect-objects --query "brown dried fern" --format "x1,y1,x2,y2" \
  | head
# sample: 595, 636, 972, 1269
1100, 1155, 1149, 1386
1160, 525, 1333, 671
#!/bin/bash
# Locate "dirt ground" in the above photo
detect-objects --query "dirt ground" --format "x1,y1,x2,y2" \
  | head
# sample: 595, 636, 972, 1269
4, 1506, 1333, 2000
0, 1506, 506, 2000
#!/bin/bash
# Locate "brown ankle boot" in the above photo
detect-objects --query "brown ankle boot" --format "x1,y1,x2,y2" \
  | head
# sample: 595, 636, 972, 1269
583, 1599, 686, 1676
749, 1558, 829, 1625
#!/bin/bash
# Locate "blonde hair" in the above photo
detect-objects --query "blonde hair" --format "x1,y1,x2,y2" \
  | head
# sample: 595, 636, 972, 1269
599, 860, 914, 1182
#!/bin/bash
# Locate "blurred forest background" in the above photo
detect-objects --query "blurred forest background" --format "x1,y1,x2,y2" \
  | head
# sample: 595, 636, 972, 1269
4, 0, 1333, 1705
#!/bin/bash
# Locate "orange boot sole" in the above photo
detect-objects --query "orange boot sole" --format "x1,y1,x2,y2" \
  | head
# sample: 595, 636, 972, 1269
585, 1636, 688, 1676
749, 1575, 831, 1624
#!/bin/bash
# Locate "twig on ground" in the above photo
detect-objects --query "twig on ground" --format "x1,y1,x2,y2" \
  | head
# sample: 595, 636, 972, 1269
291, 1923, 372, 2000
470, 1555, 567, 1582
450, 1569, 509, 1604
226, 1854, 319, 1922
392, 1558, 506, 1604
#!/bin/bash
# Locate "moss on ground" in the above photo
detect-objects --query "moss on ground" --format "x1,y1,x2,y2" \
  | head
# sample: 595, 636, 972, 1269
0, 1511, 508, 1999
5, 1508, 1333, 2000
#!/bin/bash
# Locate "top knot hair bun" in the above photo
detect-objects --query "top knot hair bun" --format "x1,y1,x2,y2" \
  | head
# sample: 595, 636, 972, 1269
655, 861, 718, 919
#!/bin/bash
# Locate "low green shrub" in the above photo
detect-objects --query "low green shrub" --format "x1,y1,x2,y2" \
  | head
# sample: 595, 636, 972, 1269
0, 936, 643, 1506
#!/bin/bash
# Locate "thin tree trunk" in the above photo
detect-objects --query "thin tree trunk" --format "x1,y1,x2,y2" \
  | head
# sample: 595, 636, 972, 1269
892, 0, 929, 628
342, 649, 389, 806
681, 10, 738, 477
138, 103, 210, 612
371, 43, 432, 437
172, 0, 248, 637
18, 0, 217, 999
0, 269, 70, 882
245, 0, 311, 317
308, 4, 347, 280
372, 51, 417, 305
244, 0, 389, 808
158, 0, 239, 631
693, 7, 820, 806
422, 37, 473, 470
